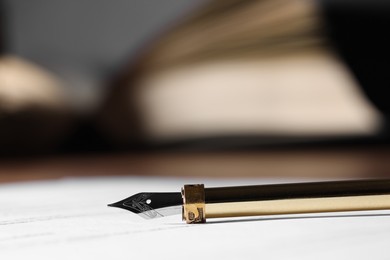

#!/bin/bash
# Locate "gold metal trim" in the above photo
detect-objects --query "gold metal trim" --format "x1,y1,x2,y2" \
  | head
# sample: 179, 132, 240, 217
206, 194, 390, 218
182, 184, 206, 223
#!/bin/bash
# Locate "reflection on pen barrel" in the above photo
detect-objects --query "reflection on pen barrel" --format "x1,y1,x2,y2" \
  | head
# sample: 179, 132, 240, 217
182, 180, 390, 223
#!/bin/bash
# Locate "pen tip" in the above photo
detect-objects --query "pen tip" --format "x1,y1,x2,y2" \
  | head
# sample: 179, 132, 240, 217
108, 192, 182, 219
107, 202, 119, 208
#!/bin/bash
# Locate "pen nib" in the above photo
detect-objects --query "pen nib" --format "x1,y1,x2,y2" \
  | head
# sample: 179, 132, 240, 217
108, 192, 182, 219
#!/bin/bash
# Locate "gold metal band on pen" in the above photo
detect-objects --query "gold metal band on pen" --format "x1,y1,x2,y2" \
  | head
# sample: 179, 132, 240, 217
182, 184, 206, 224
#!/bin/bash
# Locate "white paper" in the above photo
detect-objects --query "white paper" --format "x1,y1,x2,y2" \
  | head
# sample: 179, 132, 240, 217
1, 177, 390, 260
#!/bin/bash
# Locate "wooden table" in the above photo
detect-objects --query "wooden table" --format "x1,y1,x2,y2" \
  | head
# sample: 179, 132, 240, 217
1, 146, 390, 183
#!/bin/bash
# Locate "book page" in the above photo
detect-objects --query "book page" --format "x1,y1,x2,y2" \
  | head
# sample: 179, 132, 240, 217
137, 52, 382, 140
1, 177, 389, 259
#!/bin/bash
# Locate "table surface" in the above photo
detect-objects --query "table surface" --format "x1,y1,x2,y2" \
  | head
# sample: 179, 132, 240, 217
1, 146, 390, 183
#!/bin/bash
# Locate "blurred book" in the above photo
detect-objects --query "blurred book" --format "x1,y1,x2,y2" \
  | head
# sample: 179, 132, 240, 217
99, 0, 387, 148
1, 0, 390, 154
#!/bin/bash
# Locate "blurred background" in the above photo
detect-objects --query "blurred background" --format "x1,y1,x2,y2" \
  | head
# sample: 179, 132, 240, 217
2, 0, 205, 108
1, 0, 390, 182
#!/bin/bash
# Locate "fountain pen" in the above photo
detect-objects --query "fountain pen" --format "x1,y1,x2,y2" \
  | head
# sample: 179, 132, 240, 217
108, 179, 390, 224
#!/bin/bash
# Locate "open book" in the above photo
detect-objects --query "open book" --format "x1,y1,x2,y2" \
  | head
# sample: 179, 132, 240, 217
99, 0, 383, 145
1, 0, 387, 154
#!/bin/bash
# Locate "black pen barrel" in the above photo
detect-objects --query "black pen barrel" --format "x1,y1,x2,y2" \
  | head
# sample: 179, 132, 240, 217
204, 179, 390, 203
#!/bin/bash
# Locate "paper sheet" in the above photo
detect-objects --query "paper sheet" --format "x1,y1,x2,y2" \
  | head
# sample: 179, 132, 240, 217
1, 177, 390, 260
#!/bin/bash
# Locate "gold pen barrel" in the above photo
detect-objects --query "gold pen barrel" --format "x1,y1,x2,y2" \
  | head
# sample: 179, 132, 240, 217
182, 180, 390, 223
205, 194, 390, 218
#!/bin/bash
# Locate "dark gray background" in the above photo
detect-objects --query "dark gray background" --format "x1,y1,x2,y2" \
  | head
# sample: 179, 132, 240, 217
3, 0, 204, 80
